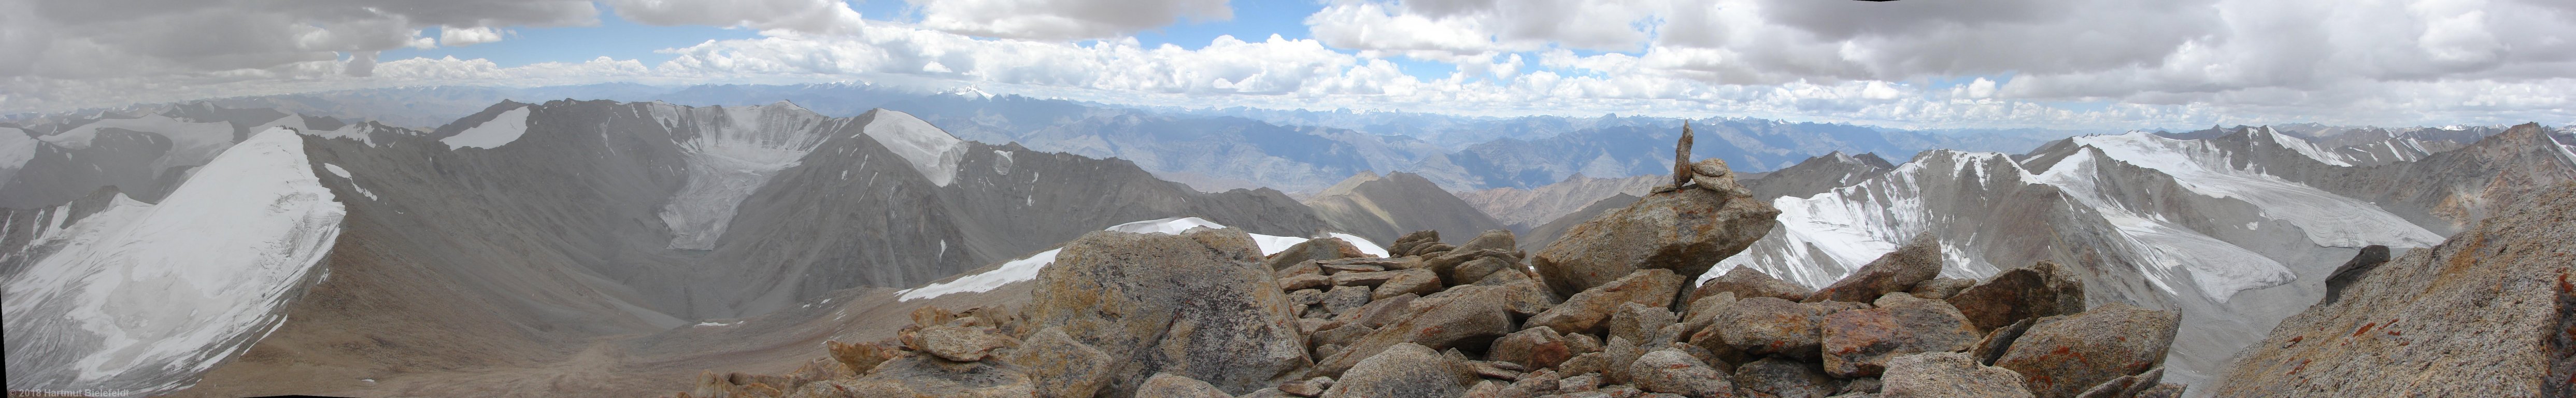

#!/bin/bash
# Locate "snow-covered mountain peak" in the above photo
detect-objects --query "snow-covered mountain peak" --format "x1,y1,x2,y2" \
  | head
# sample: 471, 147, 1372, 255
858, 109, 967, 187
2066, 130, 2440, 248
2, 127, 345, 395
651, 102, 850, 250
895, 217, 1386, 302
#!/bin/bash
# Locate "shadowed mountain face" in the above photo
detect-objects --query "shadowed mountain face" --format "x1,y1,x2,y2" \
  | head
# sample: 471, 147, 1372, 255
1303, 171, 1508, 244
0, 100, 1335, 395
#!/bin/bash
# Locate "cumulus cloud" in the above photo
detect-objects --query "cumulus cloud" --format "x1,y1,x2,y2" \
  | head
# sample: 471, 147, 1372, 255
439, 26, 510, 47
0, 0, 599, 79
910, 0, 1232, 40
604, 0, 866, 35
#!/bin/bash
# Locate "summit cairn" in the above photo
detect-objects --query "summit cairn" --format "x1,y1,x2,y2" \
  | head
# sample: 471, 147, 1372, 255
1529, 124, 1782, 299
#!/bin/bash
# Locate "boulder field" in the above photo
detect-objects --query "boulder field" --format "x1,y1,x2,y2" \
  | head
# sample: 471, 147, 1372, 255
663, 148, 2214, 398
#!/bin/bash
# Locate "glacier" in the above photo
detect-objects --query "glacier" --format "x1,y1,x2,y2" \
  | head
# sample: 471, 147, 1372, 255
2, 127, 346, 395
649, 102, 846, 250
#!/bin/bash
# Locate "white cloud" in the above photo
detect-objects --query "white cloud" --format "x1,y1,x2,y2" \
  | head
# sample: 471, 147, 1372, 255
908, 0, 1232, 40
604, 0, 867, 35
439, 26, 511, 47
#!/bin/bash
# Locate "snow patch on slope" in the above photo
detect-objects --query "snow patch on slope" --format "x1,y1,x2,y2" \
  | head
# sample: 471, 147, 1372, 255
319, 163, 378, 201
896, 217, 1387, 301
1712, 151, 2004, 288
2257, 127, 2353, 166
2, 128, 345, 395
442, 106, 532, 149
1, 127, 39, 183
857, 109, 966, 187
2070, 132, 2440, 248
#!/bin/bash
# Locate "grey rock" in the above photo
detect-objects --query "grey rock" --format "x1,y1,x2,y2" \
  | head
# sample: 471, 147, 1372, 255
906, 325, 1018, 362
821, 355, 1041, 397
1606, 302, 1678, 346
1140, 373, 1239, 398
1994, 304, 2179, 398
1288, 288, 1327, 306
1690, 266, 1814, 304
1805, 234, 1943, 304
1489, 326, 1577, 371
1269, 237, 1365, 271
1627, 349, 1734, 397
1278, 377, 1332, 397
1880, 352, 2033, 398
1320, 343, 1478, 398
1904, 278, 1973, 300
1018, 229, 1311, 396
1734, 357, 1841, 398
1714, 297, 1828, 360
1008, 328, 1117, 398
1526, 269, 1686, 335
1969, 318, 2033, 366
1314, 286, 1517, 377
1374, 268, 1446, 300
1944, 261, 2085, 332
1321, 285, 1373, 316
2071, 367, 2163, 398
1331, 292, 1418, 329
1529, 165, 1779, 297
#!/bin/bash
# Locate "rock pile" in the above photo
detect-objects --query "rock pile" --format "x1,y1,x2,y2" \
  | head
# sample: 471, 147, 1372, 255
666, 133, 2190, 398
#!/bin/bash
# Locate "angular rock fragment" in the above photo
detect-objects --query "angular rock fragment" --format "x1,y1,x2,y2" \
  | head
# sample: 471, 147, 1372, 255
1806, 234, 1943, 304
1530, 158, 1779, 297
1691, 266, 1814, 304
1944, 261, 2084, 332
1526, 269, 1685, 335
1320, 343, 1477, 398
1818, 294, 1980, 377
1627, 348, 1734, 397
1881, 352, 2034, 398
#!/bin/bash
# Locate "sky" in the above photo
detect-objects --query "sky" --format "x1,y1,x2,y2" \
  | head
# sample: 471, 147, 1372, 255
1, 0, 2571, 130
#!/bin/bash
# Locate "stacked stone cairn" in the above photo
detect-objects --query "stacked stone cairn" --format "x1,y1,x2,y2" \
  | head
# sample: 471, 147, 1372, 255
672, 130, 2190, 398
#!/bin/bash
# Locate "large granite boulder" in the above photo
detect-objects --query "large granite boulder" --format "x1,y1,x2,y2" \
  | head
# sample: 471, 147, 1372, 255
1819, 294, 1981, 377
1805, 234, 1943, 304
904, 325, 1018, 362
1943, 261, 2084, 332
1994, 304, 2180, 398
1529, 163, 1779, 297
1320, 343, 1478, 397
1713, 296, 1830, 359
1881, 352, 2034, 398
1525, 269, 1686, 335
2213, 182, 2576, 397
1018, 229, 1312, 396
1690, 266, 1814, 304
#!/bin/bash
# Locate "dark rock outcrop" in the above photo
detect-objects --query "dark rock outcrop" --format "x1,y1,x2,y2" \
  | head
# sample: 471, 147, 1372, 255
1819, 294, 1981, 377
1943, 261, 2085, 332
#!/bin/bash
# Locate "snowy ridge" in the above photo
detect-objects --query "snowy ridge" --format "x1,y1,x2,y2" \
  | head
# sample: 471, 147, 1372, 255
2069, 132, 2441, 248
1714, 150, 2016, 288
857, 109, 967, 187
441, 106, 532, 149
2, 128, 346, 395
897, 217, 1387, 302
649, 102, 844, 250
2030, 148, 2293, 300
2256, 127, 2353, 166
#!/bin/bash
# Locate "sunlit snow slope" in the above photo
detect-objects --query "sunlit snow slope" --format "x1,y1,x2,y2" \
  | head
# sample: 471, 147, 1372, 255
3, 128, 346, 395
